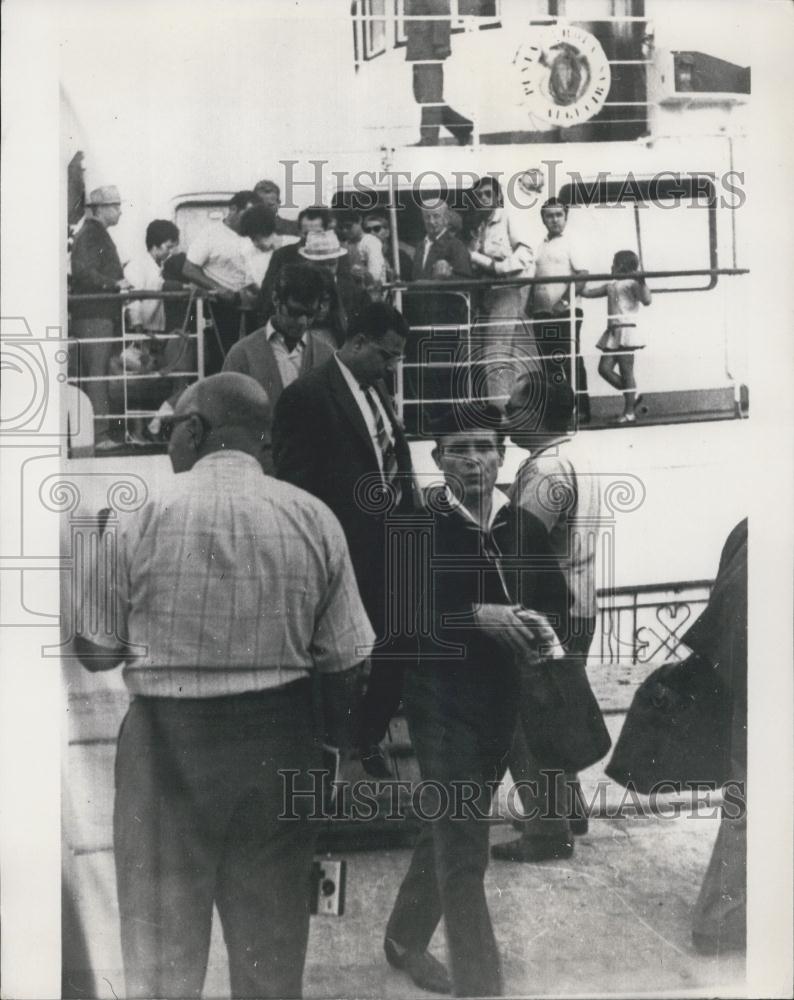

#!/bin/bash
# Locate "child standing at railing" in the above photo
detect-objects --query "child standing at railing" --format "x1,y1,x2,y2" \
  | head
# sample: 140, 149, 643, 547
582, 250, 652, 424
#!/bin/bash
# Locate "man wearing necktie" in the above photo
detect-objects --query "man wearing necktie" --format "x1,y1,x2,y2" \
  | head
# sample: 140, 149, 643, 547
403, 202, 472, 433
273, 302, 420, 777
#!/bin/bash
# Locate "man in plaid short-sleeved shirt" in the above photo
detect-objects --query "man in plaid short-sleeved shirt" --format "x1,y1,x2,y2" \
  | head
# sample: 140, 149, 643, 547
76, 373, 373, 1000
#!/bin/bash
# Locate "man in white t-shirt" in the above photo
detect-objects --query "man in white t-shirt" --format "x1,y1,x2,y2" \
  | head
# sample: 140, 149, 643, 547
529, 198, 591, 423
335, 207, 386, 287
238, 204, 299, 291
183, 190, 260, 371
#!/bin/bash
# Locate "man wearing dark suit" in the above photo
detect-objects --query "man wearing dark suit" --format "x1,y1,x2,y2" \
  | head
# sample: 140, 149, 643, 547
403, 202, 472, 432
405, 0, 473, 145
410, 202, 471, 283
273, 301, 419, 776
70, 184, 133, 447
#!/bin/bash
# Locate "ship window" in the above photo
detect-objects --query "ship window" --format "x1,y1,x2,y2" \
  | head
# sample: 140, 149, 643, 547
366, 0, 387, 57
173, 199, 229, 253
395, 0, 407, 47
555, 0, 639, 18
352, 0, 388, 63
455, 0, 499, 24
458, 0, 498, 15
394, 0, 503, 48
559, 175, 718, 292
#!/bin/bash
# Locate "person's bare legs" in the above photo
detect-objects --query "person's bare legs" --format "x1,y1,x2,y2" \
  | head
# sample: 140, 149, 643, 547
617, 351, 637, 417
597, 351, 623, 391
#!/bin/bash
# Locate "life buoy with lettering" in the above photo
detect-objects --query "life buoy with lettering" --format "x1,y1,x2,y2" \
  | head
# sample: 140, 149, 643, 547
514, 25, 612, 129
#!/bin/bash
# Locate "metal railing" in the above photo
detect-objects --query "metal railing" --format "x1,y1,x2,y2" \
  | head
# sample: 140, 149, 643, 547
66, 266, 748, 451
67, 288, 210, 445
595, 577, 711, 668
392, 266, 748, 425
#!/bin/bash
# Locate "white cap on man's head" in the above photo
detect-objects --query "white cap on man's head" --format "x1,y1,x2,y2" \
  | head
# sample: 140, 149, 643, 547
299, 231, 348, 261
87, 185, 122, 206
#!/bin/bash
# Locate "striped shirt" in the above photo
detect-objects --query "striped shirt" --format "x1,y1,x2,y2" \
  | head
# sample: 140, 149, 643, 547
92, 451, 374, 697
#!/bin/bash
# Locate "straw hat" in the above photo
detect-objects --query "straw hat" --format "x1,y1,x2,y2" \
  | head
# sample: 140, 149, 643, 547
298, 230, 348, 261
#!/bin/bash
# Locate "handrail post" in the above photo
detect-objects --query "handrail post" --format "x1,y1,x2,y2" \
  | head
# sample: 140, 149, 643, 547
464, 291, 473, 408
569, 287, 578, 432
389, 201, 404, 420
196, 295, 205, 380
120, 298, 129, 437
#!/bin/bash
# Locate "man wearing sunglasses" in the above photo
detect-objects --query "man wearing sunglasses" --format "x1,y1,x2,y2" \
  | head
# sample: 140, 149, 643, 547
74, 372, 373, 999
223, 264, 335, 413
363, 212, 413, 283
273, 301, 420, 779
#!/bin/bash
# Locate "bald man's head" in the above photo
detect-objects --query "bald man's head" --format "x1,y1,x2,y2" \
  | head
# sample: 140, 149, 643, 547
176, 373, 271, 427
169, 374, 272, 473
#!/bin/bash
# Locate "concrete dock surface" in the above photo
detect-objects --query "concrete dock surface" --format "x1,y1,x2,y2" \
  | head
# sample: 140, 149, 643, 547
67, 702, 747, 999
297, 813, 745, 999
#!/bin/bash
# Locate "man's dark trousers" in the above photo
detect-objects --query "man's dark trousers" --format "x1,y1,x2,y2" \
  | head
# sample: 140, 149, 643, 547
356, 579, 413, 752
531, 309, 591, 423
386, 659, 520, 997
206, 299, 245, 375
114, 680, 321, 999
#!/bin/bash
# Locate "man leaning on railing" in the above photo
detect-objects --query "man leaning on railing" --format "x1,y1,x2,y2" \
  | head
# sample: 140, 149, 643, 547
69, 184, 132, 450
124, 220, 180, 335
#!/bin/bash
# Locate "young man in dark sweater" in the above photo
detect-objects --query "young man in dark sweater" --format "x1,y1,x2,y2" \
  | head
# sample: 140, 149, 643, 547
383, 403, 569, 997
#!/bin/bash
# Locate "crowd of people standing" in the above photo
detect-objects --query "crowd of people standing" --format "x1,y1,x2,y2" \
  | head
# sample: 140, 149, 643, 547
68, 170, 656, 449
74, 342, 745, 997
67, 172, 743, 1000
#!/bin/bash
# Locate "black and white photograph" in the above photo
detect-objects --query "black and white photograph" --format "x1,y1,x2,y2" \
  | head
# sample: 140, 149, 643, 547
1, 1, 793, 998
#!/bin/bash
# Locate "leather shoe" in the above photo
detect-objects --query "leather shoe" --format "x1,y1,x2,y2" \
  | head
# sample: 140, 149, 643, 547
384, 937, 451, 994
359, 745, 394, 780
491, 836, 574, 863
